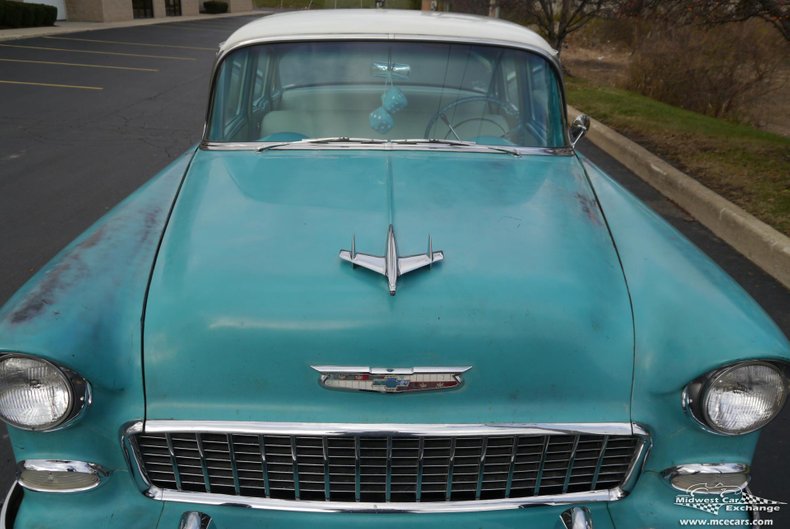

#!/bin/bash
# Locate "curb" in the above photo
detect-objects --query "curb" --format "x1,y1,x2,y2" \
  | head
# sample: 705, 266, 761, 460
569, 106, 790, 290
0, 10, 270, 42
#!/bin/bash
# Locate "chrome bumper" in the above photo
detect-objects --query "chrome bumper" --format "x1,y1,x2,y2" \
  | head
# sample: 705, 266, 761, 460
0, 482, 21, 529
175, 507, 595, 529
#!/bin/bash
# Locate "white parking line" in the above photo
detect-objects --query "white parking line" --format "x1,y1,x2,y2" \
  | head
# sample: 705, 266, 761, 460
0, 58, 158, 72
0, 80, 103, 90
160, 23, 232, 33
43, 36, 216, 52
0, 44, 195, 61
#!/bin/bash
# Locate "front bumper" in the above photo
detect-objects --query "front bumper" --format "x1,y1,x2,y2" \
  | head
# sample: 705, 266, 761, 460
2, 471, 753, 529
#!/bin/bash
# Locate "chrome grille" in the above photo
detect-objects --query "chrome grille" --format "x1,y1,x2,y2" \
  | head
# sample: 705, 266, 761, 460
131, 427, 643, 504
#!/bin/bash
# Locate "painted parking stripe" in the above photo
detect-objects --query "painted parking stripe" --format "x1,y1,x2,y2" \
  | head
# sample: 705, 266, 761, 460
43, 36, 216, 52
0, 44, 195, 61
159, 23, 232, 33
0, 58, 158, 72
0, 80, 102, 90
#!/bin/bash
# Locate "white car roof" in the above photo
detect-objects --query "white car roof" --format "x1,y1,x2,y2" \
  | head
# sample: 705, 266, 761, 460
220, 9, 557, 57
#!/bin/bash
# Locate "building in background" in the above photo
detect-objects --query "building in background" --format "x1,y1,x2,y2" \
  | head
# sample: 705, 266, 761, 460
23, 0, 253, 22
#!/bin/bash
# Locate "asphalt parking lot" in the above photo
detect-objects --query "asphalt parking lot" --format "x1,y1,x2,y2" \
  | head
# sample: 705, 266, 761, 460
0, 12, 789, 526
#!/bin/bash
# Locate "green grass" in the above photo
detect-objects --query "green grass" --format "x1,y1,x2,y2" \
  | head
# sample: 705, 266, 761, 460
566, 77, 790, 236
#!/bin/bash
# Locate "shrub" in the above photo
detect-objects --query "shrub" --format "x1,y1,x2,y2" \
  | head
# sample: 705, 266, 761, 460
204, 0, 228, 13
626, 21, 783, 120
0, 0, 56, 27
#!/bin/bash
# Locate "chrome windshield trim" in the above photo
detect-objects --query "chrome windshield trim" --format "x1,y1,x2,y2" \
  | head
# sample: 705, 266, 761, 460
215, 34, 562, 77
151, 486, 618, 513
199, 141, 573, 156
201, 36, 570, 146
136, 420, 645, 438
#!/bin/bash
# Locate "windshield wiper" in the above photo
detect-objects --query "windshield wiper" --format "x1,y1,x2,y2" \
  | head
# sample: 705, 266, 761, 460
392, 138, 521, 157
257, 137, 520, 156
257, 137, 387, 152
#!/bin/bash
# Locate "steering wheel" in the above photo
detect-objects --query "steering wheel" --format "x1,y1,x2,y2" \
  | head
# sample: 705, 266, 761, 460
424, 96, 519, 141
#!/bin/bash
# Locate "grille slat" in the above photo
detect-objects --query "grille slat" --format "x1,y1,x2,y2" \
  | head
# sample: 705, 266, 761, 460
135, 429, 641, 504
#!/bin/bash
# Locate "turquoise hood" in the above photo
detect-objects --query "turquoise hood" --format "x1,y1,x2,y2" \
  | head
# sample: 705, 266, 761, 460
143, 149, 634, 424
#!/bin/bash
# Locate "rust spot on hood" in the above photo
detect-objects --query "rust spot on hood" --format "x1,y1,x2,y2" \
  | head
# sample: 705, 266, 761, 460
576, 192, 602, 225
8, 204, 163, 325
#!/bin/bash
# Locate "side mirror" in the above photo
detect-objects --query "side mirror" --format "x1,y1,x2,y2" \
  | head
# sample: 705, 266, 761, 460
569, 114, 590, 148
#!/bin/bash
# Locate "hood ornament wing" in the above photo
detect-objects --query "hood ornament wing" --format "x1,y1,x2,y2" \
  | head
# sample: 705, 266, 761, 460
312, 366, 471, 393
339, 224, 443, 295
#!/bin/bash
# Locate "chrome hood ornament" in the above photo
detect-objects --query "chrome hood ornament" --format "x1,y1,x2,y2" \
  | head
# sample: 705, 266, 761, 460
311, 366, 472, 393
339, 224, 443, 295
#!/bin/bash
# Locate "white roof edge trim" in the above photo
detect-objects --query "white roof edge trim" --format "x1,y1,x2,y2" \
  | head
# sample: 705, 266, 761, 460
219, 9, 557, 57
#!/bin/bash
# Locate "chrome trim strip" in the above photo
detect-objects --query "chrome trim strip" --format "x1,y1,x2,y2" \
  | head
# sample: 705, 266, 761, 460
155, 487, 618, 513
200, 141, 573, 156
17, 459, 110, 493
619, 429, 652, 495
121, 421, 150, 493
138, 421, 644, 438
123, 421, 650, 513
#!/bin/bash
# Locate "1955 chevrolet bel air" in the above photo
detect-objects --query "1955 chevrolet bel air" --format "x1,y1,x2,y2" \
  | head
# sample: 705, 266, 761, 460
0, 9, 788, 529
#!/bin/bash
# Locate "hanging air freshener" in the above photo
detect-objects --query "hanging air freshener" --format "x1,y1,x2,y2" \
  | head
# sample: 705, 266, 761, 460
369, 106, 394, 134
382, 86, 407, 114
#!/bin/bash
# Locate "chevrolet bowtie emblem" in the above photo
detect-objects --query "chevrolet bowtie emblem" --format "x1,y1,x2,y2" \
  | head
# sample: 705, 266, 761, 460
339, 224, 443, 295
312, 366, 472, 393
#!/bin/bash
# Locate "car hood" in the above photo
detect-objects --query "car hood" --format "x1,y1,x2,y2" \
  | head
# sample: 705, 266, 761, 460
143, 149, 634, 424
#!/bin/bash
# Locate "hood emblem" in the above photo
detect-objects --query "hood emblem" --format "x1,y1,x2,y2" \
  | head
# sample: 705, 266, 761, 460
339, 224, 443, 295
311, 366, 471, 393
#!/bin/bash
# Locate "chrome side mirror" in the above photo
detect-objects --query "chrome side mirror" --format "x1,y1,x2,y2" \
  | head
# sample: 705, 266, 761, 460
569, 114, 590, 148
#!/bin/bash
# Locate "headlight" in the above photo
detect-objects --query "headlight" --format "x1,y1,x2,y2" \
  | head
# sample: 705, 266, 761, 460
684, 361, 788, 435
0, 354, 90, 431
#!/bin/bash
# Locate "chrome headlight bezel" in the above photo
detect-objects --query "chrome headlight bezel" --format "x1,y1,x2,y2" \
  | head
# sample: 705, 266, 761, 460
683, 360, 789, 436
0, 353, 91, 432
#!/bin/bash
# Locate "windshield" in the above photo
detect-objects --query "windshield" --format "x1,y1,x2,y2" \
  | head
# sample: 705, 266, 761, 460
207, 41, 566, 148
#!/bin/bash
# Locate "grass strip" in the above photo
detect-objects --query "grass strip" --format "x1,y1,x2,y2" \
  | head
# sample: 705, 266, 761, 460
566, 77, 790, 236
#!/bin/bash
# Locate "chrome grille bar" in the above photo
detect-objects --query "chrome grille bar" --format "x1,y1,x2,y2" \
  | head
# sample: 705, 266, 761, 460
128, 421, 649, 513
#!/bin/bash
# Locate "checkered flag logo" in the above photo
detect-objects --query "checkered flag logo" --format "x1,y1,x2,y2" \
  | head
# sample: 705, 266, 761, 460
676, 489, 786, 516
740, 490, 786, 508
682, 499, 724, 515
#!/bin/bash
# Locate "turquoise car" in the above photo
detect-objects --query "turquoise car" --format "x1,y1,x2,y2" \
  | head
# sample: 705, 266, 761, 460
0, 10, 788, 529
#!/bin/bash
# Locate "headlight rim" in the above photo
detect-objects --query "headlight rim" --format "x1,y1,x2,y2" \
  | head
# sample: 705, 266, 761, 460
0, 352, 91, 432
683, 359, 789, 436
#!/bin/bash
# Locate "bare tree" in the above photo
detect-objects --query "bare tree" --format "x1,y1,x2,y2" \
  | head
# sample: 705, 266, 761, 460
502, 0, 620, 55
625, 0, 789, 40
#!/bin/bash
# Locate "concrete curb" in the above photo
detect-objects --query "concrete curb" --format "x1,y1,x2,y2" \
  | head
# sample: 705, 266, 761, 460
0, 10, 270, 42
568, 105, 790, 290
